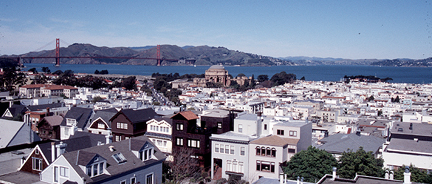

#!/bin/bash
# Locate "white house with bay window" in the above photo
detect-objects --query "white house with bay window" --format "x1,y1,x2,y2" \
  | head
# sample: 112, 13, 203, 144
145, 118, 173, 160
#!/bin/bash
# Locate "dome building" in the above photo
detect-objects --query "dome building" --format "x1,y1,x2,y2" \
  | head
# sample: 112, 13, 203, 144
205, 65, 231, 86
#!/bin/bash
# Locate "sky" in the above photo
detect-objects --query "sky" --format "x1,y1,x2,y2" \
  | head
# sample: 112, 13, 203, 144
0, 0, 431, 59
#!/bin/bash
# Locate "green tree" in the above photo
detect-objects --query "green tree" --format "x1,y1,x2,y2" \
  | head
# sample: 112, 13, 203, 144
270, 71, 296, 86
300, 76, 306, 80
41, 67, 51, 73
0, 67, 27, 92
283, 146, 338, 182
121, 76, 137, 90
236, 73, 246, 78
338, 147, 385, 179
394, 165, 432, 183
28, 68, 38, 73
251, 74, 256, 88
257, 75, 269, 82
94, 70, 100, 74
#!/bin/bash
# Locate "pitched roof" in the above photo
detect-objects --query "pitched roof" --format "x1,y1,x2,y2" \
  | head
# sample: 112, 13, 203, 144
92, 108, 118, 127
116, 108, 157, 124
318, 133, 385, 154
61, 107, 93, 128
171, 111, 199, 120
61, 135, 165, 183
250, 135, 299, 147
38, 132, 106, 163
41, 115, 64, 126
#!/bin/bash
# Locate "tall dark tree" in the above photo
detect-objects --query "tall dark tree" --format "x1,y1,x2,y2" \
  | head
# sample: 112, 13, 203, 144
283, 146, 338, 182
270, 71, 296, 86
41, 67, 51, 73
0, 66, 27, 92
257, 75, 269, 82
28, 68, 38, 74
121, 76, 137, 90
338, 147, 385, 179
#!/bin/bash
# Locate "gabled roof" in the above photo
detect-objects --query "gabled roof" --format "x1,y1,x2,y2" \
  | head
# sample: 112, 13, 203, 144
2, 104, 27, 119
0, 119, 40, 148
61, 107, 93, 128
39, 115, 64, 127
110, 108, 157, 124
170, 111, 199, 120
93, 108, 118, 126
318, 133, 385, 154
60, 135, 165, 183
37, 132, 106, 163
250, 135, 299, 147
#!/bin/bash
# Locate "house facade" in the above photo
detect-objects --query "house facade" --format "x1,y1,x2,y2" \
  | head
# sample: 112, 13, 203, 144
110, 108, 157, 142
39, 135, 165, 184
145, 117, 173, 156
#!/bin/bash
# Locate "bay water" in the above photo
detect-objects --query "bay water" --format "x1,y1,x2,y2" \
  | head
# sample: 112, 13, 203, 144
23, 63, 432, 84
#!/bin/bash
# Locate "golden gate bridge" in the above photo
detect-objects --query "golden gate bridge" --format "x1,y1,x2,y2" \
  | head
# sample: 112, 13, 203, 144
2, 38, 181, 67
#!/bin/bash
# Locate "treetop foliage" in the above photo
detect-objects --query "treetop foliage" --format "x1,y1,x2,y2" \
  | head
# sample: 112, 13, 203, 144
337, 147, 385, 179
283, 146, 337, 182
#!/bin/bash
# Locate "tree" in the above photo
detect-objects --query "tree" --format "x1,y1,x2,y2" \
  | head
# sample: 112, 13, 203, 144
338, 147, 385, 179
394, 165, 432, 183
92, 96, 104, 103
300, 76, 306, 80
41, 67, 51, 73
28, 68, 38, 74
283, 146, 337, 182
236, 73, 246, 78
121, 76, 137, 90
257, 75, 269, 82
53, 70, 63, 75
166, 148, 201, 184
251, 74, 256, 88
367, 95, 375, 102
0, 66, 27, 92
94, 70, 100, 74
270, 71, 296, 86
100, 70, 109, 74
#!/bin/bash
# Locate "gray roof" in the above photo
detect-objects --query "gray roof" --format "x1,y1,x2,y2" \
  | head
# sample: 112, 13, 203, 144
0, 119, 40, 149
0, 171, 40, 184
317, 174, 419, 184
116, 108, 157, 124
390, 122, 432, 137
38, 132, 106, 163
26, 103, 64, 111
386, 138, 432, 154
92, 108, 118, 128
236, 113, 258, 121
61, 107, 94, 129
318, 133, 385, 154
61, 135, 165, 183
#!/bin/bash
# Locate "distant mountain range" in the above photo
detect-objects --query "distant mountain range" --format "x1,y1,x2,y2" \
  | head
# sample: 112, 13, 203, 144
14, 44, 292, 66
7, 44, 432, 67
280, 56, 432, 67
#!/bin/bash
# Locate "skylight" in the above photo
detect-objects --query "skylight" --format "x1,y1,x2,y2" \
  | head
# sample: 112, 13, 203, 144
112, 153, 127, 164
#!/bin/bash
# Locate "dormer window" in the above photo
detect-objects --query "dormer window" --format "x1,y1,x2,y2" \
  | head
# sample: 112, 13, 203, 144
86, 162, 105, 177
140, 148, 154, 161
66, 118, 76, 126
112, 153, 127, 164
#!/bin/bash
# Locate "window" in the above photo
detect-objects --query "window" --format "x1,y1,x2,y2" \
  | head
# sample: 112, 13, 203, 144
241, 147, 245, 155
141, 148, 153, 161
117, 122, 128, 129
60, 166, 68, 177
99, 162, 103, 174
187, 139, 200, 148
131, 177, 137, 184
176, 137, 183, 146
176, 123, 183, 130
32, 157, 43, 171
261, 147, 265, 156
98, 123, 105, 129
230, 146, 235, 154
264, 124, 267, 130
163, 141, 167, 147
120, 180, 126, 184
288, 148, 296, 153
266, 147, 271, 156
215, 144, 219, 152
256, 146, 260, 155
227, 160, 232, 172
256, 161, 260, 171
271, 148, 276, 157
54, 166, 58, 182
112, 153, 127, 163
225, 145, 229, 154
277, 129, 284, 135
115, 135, 121, 142
146, 173, 153, 184
35, 149, 39, 155
238, 124, 243, 133
157, 140, 162, 146
289, 131, 297, 137
217, 122, 222, 129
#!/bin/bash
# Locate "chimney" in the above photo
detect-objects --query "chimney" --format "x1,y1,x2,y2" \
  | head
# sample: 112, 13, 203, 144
56, 142, 67, 158
105, 134, 112, 144
332, 167, 337, 180
404, 166, 411, 184
297, 176, 300, 184
51, 142, 56, 161
390, 171, 394, 180
46, 107, 50, 116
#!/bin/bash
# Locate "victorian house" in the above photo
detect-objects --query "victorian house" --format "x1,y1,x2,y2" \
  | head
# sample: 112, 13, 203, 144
109, 108, 157, 142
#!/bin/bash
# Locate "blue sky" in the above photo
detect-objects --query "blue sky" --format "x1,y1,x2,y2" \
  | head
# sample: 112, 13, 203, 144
0, 0, 431, 59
